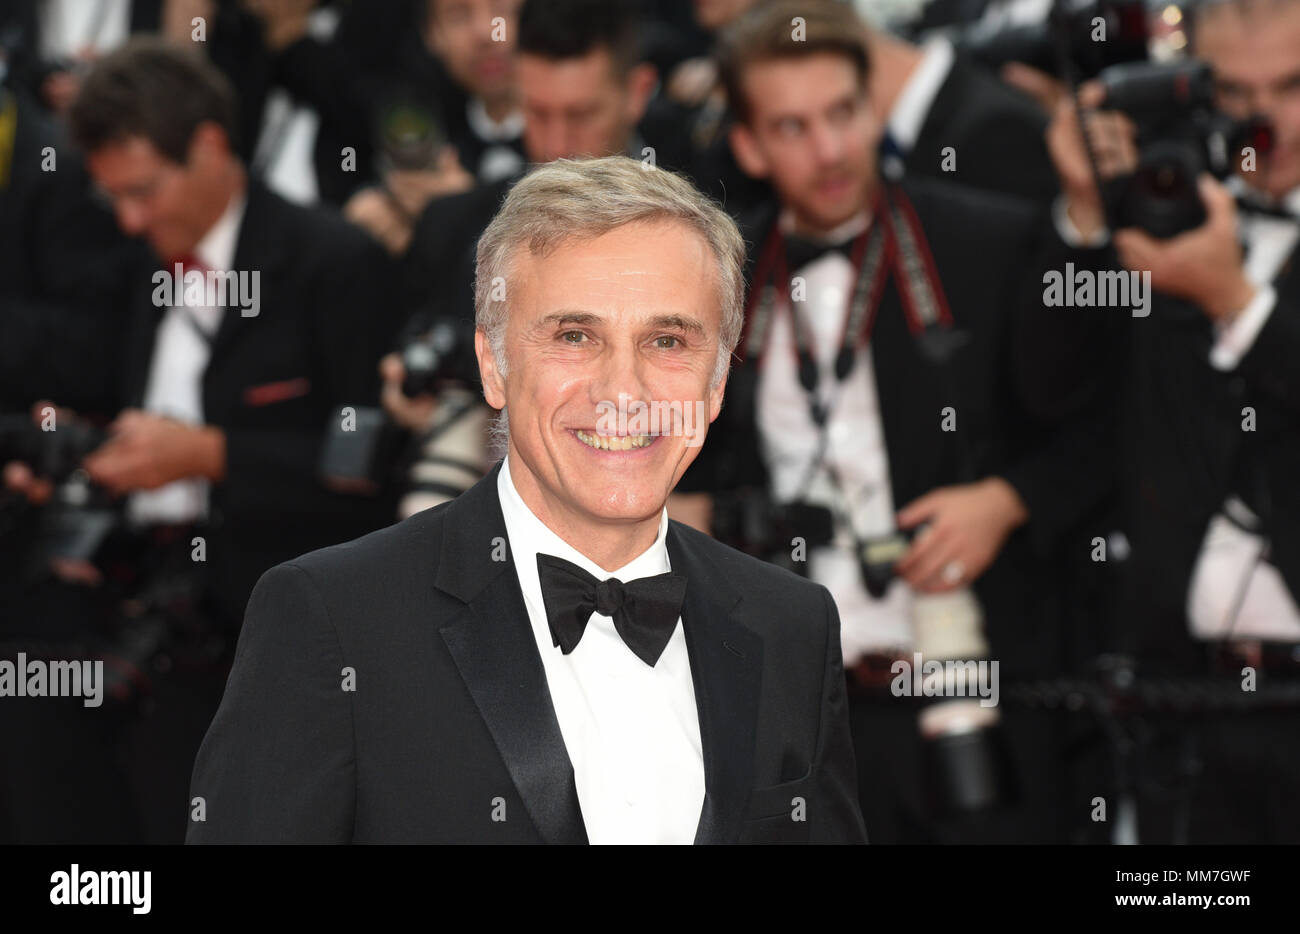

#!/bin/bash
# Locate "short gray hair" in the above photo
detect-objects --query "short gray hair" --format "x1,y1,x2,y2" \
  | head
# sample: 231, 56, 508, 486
474, 156, 746, 390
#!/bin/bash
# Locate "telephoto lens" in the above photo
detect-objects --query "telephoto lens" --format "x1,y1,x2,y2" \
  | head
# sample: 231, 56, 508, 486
911, 590, 1019, 815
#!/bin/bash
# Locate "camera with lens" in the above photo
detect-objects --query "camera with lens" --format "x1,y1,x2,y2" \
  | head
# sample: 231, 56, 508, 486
953, 0, 1148, 82
0, 414, 107, 485
856, 526, 919, 598
712, 487, 922, 596
376, 100, 447, 174
319, 316, 480, 493
1096, 59, 1273, 238
0, 413, 118, 564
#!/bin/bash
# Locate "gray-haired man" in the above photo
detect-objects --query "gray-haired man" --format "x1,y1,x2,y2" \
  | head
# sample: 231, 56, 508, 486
187, 156, 866, 844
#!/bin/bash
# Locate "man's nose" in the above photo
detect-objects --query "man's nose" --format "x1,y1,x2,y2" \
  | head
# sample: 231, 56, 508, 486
539, 121, 570, 163
115, 201, 148, 236
810, 122, 846, 166
589, 340, 653, 416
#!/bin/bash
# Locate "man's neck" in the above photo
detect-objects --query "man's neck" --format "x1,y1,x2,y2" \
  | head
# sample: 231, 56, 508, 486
787, 180, 878, 239
480, 91, 518, 125
190, 163, 248, 255
866, 31, 923, 119
507, 450, 662, 572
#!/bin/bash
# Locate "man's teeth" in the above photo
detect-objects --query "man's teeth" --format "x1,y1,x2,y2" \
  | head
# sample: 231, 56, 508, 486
575, 430, 653, 451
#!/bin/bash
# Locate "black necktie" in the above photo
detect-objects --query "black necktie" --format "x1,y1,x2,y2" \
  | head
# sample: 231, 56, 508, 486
535, 553, 688, 667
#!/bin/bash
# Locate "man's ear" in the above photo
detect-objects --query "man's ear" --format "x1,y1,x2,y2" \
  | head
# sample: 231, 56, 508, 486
729, 121, 768, 180
706, 361, 729, 423
475, 328, 507, 410
624, 62, 658, 128
188, 121, 232, 168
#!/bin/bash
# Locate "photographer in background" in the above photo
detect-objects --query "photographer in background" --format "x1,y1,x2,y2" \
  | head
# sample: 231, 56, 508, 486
379, 0, 662, 515
341, 0, 523, 255
1045, 0, 1300, 843
3, 39, 398, 842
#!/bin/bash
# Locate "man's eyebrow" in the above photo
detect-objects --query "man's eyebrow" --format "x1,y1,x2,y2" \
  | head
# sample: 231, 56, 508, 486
538, 311, 603, 328
535, 311, 707, 337
648, 314, 707, 337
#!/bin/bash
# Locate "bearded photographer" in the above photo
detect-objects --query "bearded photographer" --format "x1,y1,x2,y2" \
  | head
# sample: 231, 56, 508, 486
1044, 0, 1300, 843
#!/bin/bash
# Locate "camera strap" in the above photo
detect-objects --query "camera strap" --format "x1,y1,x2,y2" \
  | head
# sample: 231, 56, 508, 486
738, 183, 955, 502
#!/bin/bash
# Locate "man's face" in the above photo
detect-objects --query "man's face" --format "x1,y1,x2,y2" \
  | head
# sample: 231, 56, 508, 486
477, 219, 727, 534
693, 0, 757, 30
730, 53, 878, 232
86, 130, 226, 260
517, 48, 647, 163
1197, 2, 1300, 198
427, 0, 520, 102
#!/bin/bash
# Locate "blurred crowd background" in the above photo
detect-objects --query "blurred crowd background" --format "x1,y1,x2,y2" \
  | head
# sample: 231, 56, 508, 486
1, 0, 1298, 845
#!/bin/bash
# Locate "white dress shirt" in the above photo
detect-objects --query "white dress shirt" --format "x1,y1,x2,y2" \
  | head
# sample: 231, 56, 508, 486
38, 0, 130, 62
1188, 183, 1300, 640
465, 98, 526, 184
756, 210, 915, 664
127, 190, 247, 526
886, 38, 956, 153
496, 455, 705, 844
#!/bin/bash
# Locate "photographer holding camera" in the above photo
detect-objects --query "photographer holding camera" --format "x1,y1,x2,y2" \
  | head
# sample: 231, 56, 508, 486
2, 39, 399, 842
1042, 0, 1300, 843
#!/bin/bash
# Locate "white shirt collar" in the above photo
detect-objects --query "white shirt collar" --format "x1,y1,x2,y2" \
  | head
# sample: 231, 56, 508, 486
497, 454, 671, 587
194, 188, 248, 271
1227, 175, 1300, 220
887, 37, 955, 152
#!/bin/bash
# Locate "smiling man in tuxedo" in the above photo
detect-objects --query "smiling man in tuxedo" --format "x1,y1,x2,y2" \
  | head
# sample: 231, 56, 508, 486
187, 155, 866, 844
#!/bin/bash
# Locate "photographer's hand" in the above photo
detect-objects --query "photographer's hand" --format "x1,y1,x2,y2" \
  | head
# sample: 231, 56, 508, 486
895, 478, 1029, 593
379, 354, 439, 433
1113, 174, 1256, 323
1043, 81, 1138, 242
83, 410, 226, 495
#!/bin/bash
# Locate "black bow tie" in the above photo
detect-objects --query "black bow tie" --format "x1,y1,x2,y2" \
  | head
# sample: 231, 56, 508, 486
784, 232, 857, 272
535, 553, 688, 667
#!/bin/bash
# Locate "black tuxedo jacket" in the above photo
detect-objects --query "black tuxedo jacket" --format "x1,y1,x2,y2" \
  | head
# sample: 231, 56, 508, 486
1115, 242, 1300, 672
187, 460, 867, 843
904, 54, 1059, 204
110, 182, 402, 625
679, 175, 1117, 675
402, 176, 514, 328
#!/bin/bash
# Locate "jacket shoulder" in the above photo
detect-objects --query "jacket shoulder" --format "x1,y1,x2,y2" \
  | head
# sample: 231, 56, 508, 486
264, 503, 451, 598
668, 519, 834, 610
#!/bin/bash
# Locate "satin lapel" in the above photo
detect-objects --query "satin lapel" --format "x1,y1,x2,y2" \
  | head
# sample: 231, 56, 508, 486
667, 523, 763, 845
435, 462, 587, 844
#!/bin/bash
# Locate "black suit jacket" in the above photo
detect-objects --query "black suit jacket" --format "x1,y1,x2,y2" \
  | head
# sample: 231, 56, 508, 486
112, 182, 401, 625
187, 459, 867, 843
402, 176, 513, 328
904, 54, 1059, 204
1116, 243, 1300, 672
680, 176, 1117, 675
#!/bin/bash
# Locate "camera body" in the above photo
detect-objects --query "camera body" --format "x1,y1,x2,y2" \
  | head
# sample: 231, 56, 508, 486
955, 0, 1148, 81
1098, 60, 1272, 239
711, 488, 917, 596
319, 316, 480, 492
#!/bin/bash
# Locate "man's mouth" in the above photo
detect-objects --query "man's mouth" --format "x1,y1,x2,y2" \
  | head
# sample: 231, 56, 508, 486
573, 429, 655, 451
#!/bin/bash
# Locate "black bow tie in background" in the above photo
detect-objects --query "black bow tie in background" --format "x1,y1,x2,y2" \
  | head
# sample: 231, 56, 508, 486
784, 231, 857, 272
535, 553, 688, 667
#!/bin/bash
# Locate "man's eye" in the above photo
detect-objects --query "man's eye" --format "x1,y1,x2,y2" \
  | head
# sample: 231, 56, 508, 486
654, 335, 681, 349
561, 330, 587, 343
